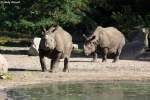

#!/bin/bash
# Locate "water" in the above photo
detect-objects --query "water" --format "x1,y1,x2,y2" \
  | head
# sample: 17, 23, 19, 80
6, 82, 150, 100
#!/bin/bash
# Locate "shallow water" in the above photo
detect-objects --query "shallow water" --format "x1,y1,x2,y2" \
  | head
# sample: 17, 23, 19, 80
6, 82, 150, 100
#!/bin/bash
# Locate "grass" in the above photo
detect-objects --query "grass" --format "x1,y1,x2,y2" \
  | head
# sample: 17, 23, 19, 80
73, 48, 83, 53
0, 37, 29, 43
0, 45, 22, 49
0, 31, 31, 46
0, 36, 31, 47
0, 73, 12, 80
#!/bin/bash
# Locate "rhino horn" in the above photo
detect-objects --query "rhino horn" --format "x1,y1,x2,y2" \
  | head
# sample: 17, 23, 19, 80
90, 35, 96, 41
51, 27, 58, 33
83, 34, 88, 39
42, 26, 47, 33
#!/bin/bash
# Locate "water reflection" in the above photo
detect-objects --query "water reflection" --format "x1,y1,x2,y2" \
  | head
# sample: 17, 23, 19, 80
6, 82, 150, 100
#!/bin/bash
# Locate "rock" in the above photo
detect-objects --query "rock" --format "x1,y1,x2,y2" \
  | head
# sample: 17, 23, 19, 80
121, 41, 145, 59
28, 37, 41, 56
121, 29, 146, 59
73, 44, 78, 50
0, 54, 8, 73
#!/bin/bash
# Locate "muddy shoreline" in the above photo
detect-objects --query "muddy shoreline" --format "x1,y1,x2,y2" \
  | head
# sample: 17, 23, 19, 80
0, 54, 150, 91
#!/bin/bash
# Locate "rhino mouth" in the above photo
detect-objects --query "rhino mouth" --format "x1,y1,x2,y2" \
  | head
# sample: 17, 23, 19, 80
85, 53, 89, 56
41, 47, 53, 52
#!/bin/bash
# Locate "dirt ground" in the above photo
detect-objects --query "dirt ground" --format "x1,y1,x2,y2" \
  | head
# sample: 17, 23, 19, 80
0, 54, 150, 90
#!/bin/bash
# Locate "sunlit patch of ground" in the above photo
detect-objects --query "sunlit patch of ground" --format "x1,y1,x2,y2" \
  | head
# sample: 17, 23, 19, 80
0, 54, 150, 90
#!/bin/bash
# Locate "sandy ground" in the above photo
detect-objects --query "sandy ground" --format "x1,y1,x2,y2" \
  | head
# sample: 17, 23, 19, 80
0, 54, 150, 90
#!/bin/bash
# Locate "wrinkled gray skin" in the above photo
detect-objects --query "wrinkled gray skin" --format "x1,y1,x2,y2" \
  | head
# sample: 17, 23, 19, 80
39, 26, 73, 72
83, 26, 125, 62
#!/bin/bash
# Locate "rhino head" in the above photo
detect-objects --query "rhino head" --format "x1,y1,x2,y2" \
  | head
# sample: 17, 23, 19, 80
83, 34, 97, 56
41, 27, 57, 51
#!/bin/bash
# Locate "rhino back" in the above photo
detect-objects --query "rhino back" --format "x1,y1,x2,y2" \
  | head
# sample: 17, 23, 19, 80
54, 27, 73, 56
97, 27, 125, 53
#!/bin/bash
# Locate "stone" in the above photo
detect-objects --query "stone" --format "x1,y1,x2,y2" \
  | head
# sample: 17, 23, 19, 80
0, 54, 8, 73
73, 44, 78, 50
28, 37, 41, 56
121, 29, 146, 59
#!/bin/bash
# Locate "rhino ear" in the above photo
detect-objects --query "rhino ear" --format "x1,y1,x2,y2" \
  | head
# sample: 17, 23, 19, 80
83, 34, 88, 40
51, 27, 57, 33
90, 35, 96, 41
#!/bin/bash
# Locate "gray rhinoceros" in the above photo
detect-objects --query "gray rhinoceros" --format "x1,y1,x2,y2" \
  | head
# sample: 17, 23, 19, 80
39, 26, 73, 72
83, 26, 125, 62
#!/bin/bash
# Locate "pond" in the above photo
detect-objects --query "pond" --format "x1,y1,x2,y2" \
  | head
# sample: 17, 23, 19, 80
6, 82, 150, 100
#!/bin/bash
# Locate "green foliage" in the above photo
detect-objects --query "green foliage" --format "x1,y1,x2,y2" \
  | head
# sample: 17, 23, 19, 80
19, 19, 34, 29
111, 12, 143, 36
0, 0, 90, 35
111, 9, 150, 38
0, 0, 150, 39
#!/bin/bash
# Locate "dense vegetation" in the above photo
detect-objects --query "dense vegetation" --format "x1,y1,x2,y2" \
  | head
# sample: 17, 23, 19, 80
0, 0, 150, 39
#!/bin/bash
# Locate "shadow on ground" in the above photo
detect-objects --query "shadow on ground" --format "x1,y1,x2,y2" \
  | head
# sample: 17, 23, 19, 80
0, 50, 29, 55
8, 68, 40, 72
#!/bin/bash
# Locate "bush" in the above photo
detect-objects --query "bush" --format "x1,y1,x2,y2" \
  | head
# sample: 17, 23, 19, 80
1, 0, 150, 40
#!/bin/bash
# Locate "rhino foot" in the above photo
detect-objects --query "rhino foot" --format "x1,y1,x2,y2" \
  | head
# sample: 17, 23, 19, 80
102, 59, 107, 62
63, 69, 69, 72
42, 69, 47, 72
112, 57, 119, 63
92, 59, 97, 62
49, 69, 58, 73
112, 59, 118, 63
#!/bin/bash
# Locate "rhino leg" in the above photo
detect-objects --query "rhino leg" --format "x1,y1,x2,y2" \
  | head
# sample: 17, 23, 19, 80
39, 55, 47, 72
102, 48, 108, 62
93, 52, 98, 62
63, 46, 72, 72
63, 57, 69, 72
113, 48, 122, 63
50, 53, 61, 73
113, 54, 119, 63
50, 59, 59, 72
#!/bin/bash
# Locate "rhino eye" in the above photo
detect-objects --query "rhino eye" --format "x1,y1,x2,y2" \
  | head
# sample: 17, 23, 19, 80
92, 42, 96, 45
90, 42, 94, 46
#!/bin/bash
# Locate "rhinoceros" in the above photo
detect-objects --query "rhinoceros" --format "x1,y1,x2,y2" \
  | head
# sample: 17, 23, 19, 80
38, 26, 73, 72
83, 26, 125, 62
